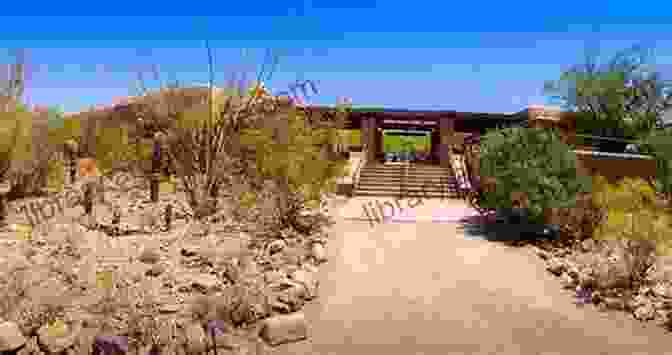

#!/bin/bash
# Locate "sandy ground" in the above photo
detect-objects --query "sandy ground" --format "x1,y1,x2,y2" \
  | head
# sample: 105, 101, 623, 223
268, 197, 672, 355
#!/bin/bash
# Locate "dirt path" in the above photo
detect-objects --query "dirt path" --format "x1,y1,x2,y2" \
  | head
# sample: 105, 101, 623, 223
269, 198, 672, 355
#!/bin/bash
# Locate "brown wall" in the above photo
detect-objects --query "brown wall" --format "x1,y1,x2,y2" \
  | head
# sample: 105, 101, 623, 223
467, 106, 658, 185
575, 154, 657, 183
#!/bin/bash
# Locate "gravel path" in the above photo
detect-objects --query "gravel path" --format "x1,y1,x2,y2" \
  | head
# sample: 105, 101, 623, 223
269, 198, 672, 355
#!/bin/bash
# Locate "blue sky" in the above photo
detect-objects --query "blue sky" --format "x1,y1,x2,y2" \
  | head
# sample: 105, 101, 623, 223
1, 4, 671, 114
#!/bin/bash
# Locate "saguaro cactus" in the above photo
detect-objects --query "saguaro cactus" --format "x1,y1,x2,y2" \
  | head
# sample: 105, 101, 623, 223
150, 132, 165, 203
64, 139, 79, 184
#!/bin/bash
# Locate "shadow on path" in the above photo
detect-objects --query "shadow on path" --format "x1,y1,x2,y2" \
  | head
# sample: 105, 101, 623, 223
457, 212, 560, 244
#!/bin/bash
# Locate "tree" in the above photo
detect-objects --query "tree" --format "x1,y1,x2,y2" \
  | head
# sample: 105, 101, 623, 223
544, 44, 672, 139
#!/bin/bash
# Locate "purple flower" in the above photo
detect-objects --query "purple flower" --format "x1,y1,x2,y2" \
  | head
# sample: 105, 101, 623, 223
575, 288, 592, 305
207, 320, 228, 337
93, 335, 129, 355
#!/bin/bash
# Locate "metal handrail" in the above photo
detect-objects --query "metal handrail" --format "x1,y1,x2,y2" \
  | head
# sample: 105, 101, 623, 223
352, 149, 367, 193
401, 162, 408, 198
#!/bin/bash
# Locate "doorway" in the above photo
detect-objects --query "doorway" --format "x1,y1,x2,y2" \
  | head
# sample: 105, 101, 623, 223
382, 130, 431, 163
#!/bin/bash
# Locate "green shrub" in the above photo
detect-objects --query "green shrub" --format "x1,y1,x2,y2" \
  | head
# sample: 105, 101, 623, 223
479, 127, 592, 224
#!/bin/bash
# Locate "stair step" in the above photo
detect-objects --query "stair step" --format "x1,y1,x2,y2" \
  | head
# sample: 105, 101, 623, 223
356, 163, 466, 197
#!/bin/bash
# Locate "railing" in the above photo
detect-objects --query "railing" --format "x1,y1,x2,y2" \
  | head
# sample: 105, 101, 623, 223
352, 148, 368, 194
448, 151, 471, 198
401, 161, 409, 199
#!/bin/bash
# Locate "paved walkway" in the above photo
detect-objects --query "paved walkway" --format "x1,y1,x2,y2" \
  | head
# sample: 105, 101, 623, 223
270, 197, 672, 355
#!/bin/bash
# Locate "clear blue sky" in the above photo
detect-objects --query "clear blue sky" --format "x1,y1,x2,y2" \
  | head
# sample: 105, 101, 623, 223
1, 4, 670, 114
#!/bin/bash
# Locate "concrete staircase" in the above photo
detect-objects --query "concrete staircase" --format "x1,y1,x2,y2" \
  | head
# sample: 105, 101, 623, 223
355, 163, 461, 199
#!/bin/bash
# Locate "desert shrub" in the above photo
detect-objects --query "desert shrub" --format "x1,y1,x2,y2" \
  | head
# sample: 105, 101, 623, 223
640, 127, 672, 203
592, 175, 672, 255
134, 86, 264, 220
3, 105, 63, 199
0, 104, 23, 182
238, 104, 346, 235
547, 193, 605, 242
95, 124, 145, 175
578, 176, 672, 290
479, 127, 592, 224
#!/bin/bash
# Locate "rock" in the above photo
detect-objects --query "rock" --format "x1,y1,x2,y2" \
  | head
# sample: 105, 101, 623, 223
146, 264, 166, 277
181, 322, 206, 355
267, 240, 286, 255
534, 247, 550, 260
653, 283, 672, 298
0, 321, 27, 352
302, 263, 318, 274
139, 248, 161, 264
260, 313, 308, 346
580, 239, 597, 253
214, 236, 249, 259
602, 297, 626, 310
578, 272, 596, 289
591, 291, 602, 304
205, 332, 239, 351
16, 336, 40, 355
545, 258, 566, 276
310, 243, 327, 263
650, 256, 672, 281
271, 301, 292, 314
190, 274, 222, 294
290, 269, 319, 300
634, 304, 656, 321
159, 304, 182, 314
37, 321, 81, 354
264, 270, 286, 285
560, 273, 576, 289
275, 284, 307, 312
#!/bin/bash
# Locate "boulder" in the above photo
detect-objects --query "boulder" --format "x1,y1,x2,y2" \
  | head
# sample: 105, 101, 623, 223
290, 269, 319, 300
0, 321, 27, 352
16, 336, 40, 355
267, 240, 286, 255
310, 242, 327, 263
602, 297, 626, 311
275, 284, 307, 312
145, 264, 166, 277
634, 303, 656, 321
650, 256, 672, 281
139, 248, 161, 264
260, 313, 308, 346
545, 258, 566, 276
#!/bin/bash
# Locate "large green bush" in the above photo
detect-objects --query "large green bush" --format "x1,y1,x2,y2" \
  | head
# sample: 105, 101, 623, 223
479, 127, 592, 224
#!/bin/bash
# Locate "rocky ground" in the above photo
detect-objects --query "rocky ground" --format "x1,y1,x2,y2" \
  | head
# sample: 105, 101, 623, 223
0, 173, 331, 355
527, 236, 672, 331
